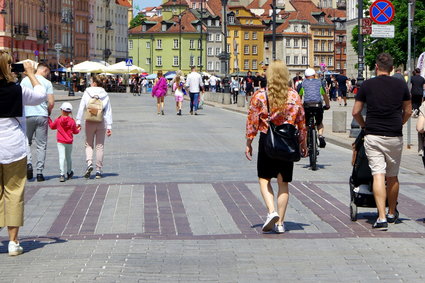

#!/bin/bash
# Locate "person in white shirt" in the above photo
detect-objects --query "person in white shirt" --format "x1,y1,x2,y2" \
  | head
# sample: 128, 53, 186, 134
0, 58, 46, 256
21, 63, 55, 182
209, 74, 218, 92
185, 66, 204, 115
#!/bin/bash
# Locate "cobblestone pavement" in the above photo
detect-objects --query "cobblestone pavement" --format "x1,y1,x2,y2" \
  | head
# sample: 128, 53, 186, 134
1, 92, 425, 282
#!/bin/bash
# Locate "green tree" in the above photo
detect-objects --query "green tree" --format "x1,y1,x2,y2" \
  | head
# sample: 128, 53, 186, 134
130, 13, 146, 29
351, 0, 425, 70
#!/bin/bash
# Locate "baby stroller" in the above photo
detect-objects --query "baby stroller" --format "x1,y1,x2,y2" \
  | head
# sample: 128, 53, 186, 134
349, 130, 375, 221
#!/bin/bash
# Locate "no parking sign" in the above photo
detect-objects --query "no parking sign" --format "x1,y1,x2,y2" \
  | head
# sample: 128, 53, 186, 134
369, 0, 395, 25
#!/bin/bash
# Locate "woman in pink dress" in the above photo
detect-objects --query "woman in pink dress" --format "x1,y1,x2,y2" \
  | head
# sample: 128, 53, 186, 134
152, 70, 168, 115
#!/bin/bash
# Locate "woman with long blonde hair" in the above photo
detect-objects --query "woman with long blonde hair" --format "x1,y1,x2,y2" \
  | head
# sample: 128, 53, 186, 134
245, 60, 307, 234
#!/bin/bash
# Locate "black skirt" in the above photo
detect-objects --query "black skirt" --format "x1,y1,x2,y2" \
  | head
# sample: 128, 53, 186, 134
257, 132, 294, 181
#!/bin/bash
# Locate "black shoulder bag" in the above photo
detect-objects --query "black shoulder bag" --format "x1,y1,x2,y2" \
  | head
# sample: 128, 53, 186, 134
264, 92, 301, 162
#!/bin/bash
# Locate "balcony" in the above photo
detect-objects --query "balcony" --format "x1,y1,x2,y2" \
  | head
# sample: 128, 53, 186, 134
337, 0, 346, 10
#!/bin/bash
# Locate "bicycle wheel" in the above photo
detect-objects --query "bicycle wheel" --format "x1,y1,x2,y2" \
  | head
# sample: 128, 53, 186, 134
309, 128, 318, 171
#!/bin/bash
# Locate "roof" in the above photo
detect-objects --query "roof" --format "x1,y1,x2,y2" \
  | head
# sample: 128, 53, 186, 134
161, 0, 189, 7
116, 0, 132, 8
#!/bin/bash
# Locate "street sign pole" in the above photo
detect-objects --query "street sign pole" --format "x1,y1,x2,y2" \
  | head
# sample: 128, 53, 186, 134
407, 1, 413, 148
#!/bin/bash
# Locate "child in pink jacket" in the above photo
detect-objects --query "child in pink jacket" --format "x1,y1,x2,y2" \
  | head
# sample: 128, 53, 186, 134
48, 102, 80, 182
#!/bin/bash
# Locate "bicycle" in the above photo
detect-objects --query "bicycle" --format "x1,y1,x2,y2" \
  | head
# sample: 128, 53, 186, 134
305, 104, 329, 171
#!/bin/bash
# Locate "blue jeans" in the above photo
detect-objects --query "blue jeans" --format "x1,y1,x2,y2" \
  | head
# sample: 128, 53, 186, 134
189, 92, 199, 112
210, 85, 216, 92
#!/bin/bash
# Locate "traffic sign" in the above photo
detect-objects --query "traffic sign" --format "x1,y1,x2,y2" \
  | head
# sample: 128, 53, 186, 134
362, 18, 373, 27
362, 26, 372, 35
369, 0, 395, 25
34, 50, 39, 56
125, 59, 133, 67
54, 43, 62, 51
371, 25, 395, 38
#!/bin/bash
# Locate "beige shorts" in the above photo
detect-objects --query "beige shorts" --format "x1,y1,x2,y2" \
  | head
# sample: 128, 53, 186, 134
364, 134, 403, 177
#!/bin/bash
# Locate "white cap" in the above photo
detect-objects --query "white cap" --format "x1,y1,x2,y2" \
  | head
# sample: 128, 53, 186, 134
305, 68, 316, 77
60, 102, 73, 112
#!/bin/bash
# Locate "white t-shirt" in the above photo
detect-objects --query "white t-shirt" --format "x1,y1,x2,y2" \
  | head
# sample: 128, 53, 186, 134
185, 72, 204, 93
209, 76, 217, 86
0, 85, 46, 164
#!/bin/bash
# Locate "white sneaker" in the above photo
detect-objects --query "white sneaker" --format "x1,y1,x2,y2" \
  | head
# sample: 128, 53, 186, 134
8, 241, 23, 256
262, 212, 279, 232
274, 224, 285, 234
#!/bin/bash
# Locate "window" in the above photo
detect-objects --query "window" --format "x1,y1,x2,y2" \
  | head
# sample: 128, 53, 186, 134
128, 40, 133, 50
321, 29, 325, 35
142, 25, 146, 32
197, 56, 202, 66
294, 39, 299, 48
302, 56, 307, 65
286, 56, 290, 65
190, 40, 195, 49
146, 41, 150, 48
207, 33, 213, 41
162, 24, 167, 32
198, 39, 202, 49
215, 33, 221, 42
156, 39, 162, 49
146, 58, 151, 65
328, 29, 332, 36
229, 15, 234, 24
244, 45, 249, 55
173, 39, 179, 49
328, 42, 333, 52
314, 41, 318, 51
244, 59, 249, 69
215, 47, 221, 56
190, 56, 194, 66
226, 30, 230, 37
294, 25, 298, 32
314, 56, 319, 66
227, 44, 230, 53
265, 41, 269, 49
252, 45, 257, 55
302, 38, 307, 48
173, 56, 179, 66
337, 63, 340, 70
294, 56, 298, 65
234, 30, 239, 37
216, 20, 220, 27
244, 32, 249, 40
252, 32, 257, 40
265, 57, 269, 65
252, 59, 257, 70
207, 61, 213, 70
192, 3, 196, 8
216, 61, 220, 71
207, 19, 212, 26
207, 47, 213, 56
302, 25, 306, 32
286, 38, 291, 47
321, 41, 325, 51
328, 57, 333, 66
156, 56, 162, 66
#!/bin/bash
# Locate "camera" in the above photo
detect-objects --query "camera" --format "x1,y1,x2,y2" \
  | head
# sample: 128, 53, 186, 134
11, 63, 24, 73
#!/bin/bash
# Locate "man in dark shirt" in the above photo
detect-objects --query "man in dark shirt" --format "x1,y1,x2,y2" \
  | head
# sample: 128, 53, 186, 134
336, 72, 349, 106
352, 53, 411, 231
410, 68, 425, 116
392, 68, 405, 81
244, 71, 254, 97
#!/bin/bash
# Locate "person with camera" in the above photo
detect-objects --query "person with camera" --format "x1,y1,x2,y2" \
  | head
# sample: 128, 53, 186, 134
0, 55, 46, 256
298, 68, 331, 148
21, 63, 55, 182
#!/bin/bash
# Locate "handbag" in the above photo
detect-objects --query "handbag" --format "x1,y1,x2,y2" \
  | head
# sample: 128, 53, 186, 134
264, 92, 301, 162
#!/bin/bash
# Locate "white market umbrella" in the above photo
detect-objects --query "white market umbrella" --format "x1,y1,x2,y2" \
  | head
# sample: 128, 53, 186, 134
105, 61, 145, 74
67, 61, 107, 73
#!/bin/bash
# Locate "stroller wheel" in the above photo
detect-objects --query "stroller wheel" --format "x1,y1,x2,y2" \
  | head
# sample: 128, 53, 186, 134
350, 201, 357, 221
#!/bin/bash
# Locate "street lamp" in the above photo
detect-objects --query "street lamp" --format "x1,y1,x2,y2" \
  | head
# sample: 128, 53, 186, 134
220, 0, 230, 92
338, 35, 343, 74
0, 0, 15, 61
61, 4, 74, 96
39, 0, 47, 61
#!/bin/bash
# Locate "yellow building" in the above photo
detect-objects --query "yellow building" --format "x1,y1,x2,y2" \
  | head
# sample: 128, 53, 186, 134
226, 6, 265, 74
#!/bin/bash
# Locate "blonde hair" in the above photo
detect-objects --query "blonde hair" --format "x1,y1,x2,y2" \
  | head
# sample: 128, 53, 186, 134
0, 50, 15, 83
175, 75, 181, 88
266, 60, 290, 109
92, 75, 104, 87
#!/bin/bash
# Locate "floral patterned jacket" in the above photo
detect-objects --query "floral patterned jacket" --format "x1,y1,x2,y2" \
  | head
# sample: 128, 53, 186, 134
246, 88, 307, 145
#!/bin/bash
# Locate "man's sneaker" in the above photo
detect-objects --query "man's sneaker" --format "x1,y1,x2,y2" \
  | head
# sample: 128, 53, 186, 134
27, 164, 33, 180
161, 110, 165, 115
59, 175, 66, 182
95, 171, 102, 179
84, 165, 93, 179
8, 241, 23, 256
372, 219, 388, 231
36, 174, 45, 182
274, 224, 285, 234
262, 212, 279, 232
387, 209, 399, 224
67, 171, 74, 180
318, 136, 326, 148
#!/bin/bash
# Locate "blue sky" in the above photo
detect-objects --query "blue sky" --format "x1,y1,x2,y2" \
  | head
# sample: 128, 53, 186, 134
134, 0, 162, 13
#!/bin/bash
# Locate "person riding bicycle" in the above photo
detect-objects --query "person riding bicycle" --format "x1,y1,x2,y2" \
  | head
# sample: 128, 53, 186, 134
298, 68, 330, 148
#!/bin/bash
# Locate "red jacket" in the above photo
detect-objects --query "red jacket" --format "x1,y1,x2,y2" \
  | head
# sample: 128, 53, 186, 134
48, 116, 80, 144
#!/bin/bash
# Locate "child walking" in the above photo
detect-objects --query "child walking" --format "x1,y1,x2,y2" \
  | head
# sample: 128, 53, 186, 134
48, 102, 80, 182
173, 75, 185, 115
